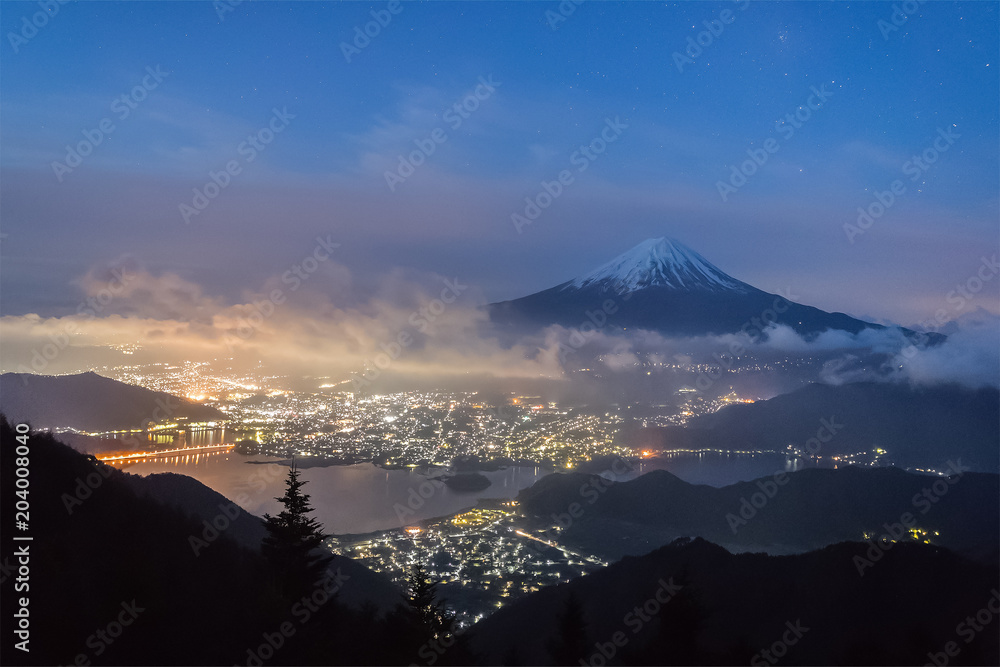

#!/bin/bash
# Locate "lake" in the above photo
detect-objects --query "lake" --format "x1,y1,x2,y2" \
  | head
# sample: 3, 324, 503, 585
116, 450, 816, 534
619, 451, 820, 486
117, 452, 547, 534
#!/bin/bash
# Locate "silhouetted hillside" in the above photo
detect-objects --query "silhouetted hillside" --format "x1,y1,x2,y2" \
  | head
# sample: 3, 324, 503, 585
122, 471, 402, 613
469, 537, 999, 665
638, 381, 999, 472
122, 471, 268, 547
0, 418, 273, 665
0, 419, 433, 666
518, 466, 999, 562
0, 371, 224, 432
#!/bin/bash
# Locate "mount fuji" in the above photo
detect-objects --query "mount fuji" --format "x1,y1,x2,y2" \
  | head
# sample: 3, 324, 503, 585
565, 237, 750, 295
488, 237, 929, 341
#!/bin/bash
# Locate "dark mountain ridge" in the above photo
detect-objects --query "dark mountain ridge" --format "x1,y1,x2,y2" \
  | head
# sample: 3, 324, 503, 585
0, 371, 224, 433
517, 464, 999, 562
639, 381, 1000, 472
469, 536, 999, 665
0, 419, 411, 666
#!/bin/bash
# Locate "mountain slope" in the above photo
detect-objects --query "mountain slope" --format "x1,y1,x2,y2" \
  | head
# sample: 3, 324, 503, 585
0, 418, 282, 666
489, 237, 927, 340
468, 537, 999, 665
0, 419, 414, 666
0, 371, 224, 432
641, 381, 1000, 472
516, 465, 999, 562
122, 471, 403, 614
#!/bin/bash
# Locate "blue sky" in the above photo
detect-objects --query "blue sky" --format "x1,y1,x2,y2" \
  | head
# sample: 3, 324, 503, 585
1, 0, 997, 324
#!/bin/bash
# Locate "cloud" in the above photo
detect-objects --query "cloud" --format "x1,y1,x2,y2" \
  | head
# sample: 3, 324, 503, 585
527, 319, 999, 391
2, 259, 996, 393
890, 314, 1000, 389
727, 319, 999, 390
74, 258, 224, 323
0, 260, 562, 386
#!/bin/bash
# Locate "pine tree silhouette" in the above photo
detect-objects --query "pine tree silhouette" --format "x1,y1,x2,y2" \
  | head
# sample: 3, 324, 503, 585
262, 462, 331, 596
406, 562, 450, 637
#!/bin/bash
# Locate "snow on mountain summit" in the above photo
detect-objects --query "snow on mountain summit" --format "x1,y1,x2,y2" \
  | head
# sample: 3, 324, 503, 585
564, 237, 750, 294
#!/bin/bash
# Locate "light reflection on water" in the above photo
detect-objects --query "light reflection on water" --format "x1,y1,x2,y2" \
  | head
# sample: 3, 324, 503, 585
597, 451, 818, 486
116, 451, 815, 534
117, 453, 547, 534
107, 427, 235, 450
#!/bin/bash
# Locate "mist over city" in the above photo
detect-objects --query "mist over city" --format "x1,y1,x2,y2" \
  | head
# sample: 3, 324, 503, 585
1, 2, 997, 666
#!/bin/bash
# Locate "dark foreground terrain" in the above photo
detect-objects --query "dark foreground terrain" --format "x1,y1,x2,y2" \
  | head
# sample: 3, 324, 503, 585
1, 418, 996, 666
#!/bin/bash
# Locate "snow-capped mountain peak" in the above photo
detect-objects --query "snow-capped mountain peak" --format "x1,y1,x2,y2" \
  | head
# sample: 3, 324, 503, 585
564, 237, 749, 294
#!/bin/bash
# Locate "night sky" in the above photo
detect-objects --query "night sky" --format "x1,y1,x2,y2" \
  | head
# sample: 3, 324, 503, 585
1, 1, 997, 328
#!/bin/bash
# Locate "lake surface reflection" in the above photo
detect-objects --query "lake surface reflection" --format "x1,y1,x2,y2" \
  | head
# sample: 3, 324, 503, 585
119, 453, 546, 534
608, 451, 820, 486
118, 451, 818, 534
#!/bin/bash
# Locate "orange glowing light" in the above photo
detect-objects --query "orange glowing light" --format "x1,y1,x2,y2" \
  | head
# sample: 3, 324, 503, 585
98, 444, 234, 462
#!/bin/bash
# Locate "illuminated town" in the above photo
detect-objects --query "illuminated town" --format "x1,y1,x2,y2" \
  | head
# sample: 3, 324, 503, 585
85, 361, 647, 467
77, 360, 907, 473
67, 360, 907, 620
331, 502, 607, 623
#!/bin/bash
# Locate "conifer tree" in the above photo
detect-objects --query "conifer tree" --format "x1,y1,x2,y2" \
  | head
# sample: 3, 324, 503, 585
406, 562, 449, 637
262, 463, 331, 595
